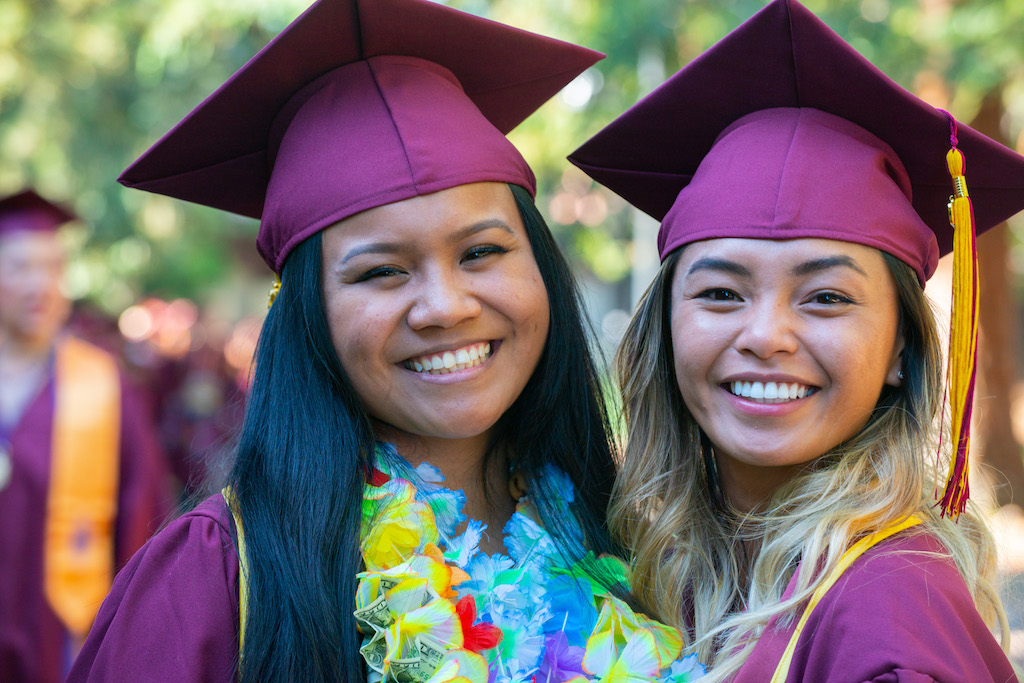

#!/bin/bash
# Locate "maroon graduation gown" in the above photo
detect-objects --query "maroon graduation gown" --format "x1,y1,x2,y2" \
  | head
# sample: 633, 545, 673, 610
67, 496, 239, 681
0, 373, 173, 683
731, 532, 1017, 683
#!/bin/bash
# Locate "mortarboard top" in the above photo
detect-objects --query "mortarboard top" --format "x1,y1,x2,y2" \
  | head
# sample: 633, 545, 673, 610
568, 0, 1024, 284
0, 190, 77, 237
118, 0, 602, 274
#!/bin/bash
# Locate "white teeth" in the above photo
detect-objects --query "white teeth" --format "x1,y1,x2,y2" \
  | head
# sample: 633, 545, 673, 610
729, 381, 814, 403
405, 342, 493, 375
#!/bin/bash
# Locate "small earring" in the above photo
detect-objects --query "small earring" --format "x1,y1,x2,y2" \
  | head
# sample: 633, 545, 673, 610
898, 369, 905, 381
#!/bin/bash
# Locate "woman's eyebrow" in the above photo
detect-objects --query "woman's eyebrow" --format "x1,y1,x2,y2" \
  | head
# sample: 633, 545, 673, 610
685, 257, 751, 278
684, 254, 869, 279
339, 220, 515, 266
341, 241, 406, 265
446, 219, 515, 244
791, 255, 868, 277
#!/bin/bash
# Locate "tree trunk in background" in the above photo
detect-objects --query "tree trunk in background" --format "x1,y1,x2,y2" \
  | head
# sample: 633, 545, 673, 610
971, 91, 1024, 507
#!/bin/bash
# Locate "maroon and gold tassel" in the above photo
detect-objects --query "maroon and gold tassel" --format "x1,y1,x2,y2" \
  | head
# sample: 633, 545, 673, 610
938, 114, 979, 519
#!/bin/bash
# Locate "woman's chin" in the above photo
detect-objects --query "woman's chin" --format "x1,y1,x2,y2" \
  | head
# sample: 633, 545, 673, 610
373, 415, 499, 444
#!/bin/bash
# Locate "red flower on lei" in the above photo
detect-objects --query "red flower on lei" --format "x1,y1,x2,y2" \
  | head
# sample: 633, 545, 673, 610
367, 466, 390, 487
455, 595, 503, 652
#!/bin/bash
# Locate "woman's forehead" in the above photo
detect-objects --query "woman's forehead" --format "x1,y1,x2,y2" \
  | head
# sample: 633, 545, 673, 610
683, 236, 880, 258
321, 182, 524, 265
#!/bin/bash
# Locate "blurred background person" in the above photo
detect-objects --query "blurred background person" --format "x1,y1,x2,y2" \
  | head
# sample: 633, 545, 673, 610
0, 189, 173, 682
68, 299, 246, 498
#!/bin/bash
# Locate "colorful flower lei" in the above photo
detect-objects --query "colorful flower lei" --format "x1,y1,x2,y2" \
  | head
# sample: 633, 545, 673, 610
355, 444, 705, 683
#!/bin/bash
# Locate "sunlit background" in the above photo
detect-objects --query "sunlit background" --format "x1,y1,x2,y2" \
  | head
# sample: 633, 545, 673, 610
3, 0, 1024, 665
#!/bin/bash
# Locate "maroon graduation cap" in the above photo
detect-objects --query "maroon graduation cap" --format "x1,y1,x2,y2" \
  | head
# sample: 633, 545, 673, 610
119, 0, 602, 274
569, 0, 1024, 284
0, 190, 76, 236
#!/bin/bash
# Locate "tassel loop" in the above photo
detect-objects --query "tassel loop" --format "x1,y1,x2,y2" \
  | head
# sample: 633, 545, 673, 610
946, 146, 969, 201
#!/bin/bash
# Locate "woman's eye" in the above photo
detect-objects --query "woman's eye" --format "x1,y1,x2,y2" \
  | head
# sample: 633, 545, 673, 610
812, 291, 853, 305
697, 288, 741, 302
356, 265, 403, 282
462, 245, 508, 262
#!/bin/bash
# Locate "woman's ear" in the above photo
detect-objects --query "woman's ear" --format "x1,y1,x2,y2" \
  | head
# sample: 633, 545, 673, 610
885, 335, 906, 387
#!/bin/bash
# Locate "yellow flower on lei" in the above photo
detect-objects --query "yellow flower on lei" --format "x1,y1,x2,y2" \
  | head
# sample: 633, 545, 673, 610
424, 651, 489, 683
425, 661, 470, 683
362, 479, 439, 570
382, 584, 463, 662
584, 628, 662, 682
582, 595, 683, 680
357, 553, 455, 604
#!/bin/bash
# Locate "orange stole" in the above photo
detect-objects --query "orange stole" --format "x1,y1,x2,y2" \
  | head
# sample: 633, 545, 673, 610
43, 337, 121, 637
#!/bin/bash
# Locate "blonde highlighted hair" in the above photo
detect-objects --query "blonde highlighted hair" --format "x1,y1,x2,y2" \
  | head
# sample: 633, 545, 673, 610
610, 249, 1007, 681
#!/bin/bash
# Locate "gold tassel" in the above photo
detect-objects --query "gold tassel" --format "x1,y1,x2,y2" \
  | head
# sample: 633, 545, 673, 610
937, 118, 979, 519
268, 275, 282, 309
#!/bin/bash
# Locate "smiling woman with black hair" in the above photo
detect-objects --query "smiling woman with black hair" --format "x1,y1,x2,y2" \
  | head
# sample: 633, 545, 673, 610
66, 0, 706, 681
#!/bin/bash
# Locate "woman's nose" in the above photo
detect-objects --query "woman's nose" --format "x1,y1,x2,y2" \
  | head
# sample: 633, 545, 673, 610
734, 299, 800, 358
405, 269, 482, 330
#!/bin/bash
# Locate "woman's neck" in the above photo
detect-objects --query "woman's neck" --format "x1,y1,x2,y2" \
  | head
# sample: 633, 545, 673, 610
375, 426, 517, 556
718, 455, 802, 515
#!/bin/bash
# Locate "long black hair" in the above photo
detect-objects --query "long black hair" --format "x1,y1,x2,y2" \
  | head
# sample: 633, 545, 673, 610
229, 184, 619, 681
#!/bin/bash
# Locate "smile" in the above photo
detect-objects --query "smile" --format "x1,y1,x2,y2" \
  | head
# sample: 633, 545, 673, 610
726, 381, 817, 403
404, 341, 492, 375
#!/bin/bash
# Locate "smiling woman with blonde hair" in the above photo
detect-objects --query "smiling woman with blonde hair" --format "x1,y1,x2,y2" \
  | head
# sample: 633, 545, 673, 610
66, 0, 707, 681
571, 0, 1024, 680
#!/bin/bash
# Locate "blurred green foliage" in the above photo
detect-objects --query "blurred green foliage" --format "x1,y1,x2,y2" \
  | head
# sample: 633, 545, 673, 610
2, 0, 1023, 313
1, 0, 308, 311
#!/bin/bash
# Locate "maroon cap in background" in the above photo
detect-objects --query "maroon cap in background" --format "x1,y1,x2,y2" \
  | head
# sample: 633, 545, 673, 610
0, 190, 77, 237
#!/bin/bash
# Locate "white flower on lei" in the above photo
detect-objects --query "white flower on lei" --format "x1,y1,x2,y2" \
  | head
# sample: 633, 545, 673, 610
444, 519, 485, 569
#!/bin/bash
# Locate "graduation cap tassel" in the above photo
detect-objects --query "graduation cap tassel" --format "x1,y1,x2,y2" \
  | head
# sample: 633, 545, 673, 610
938, 114, 979, 519
268, 275, 281, 309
